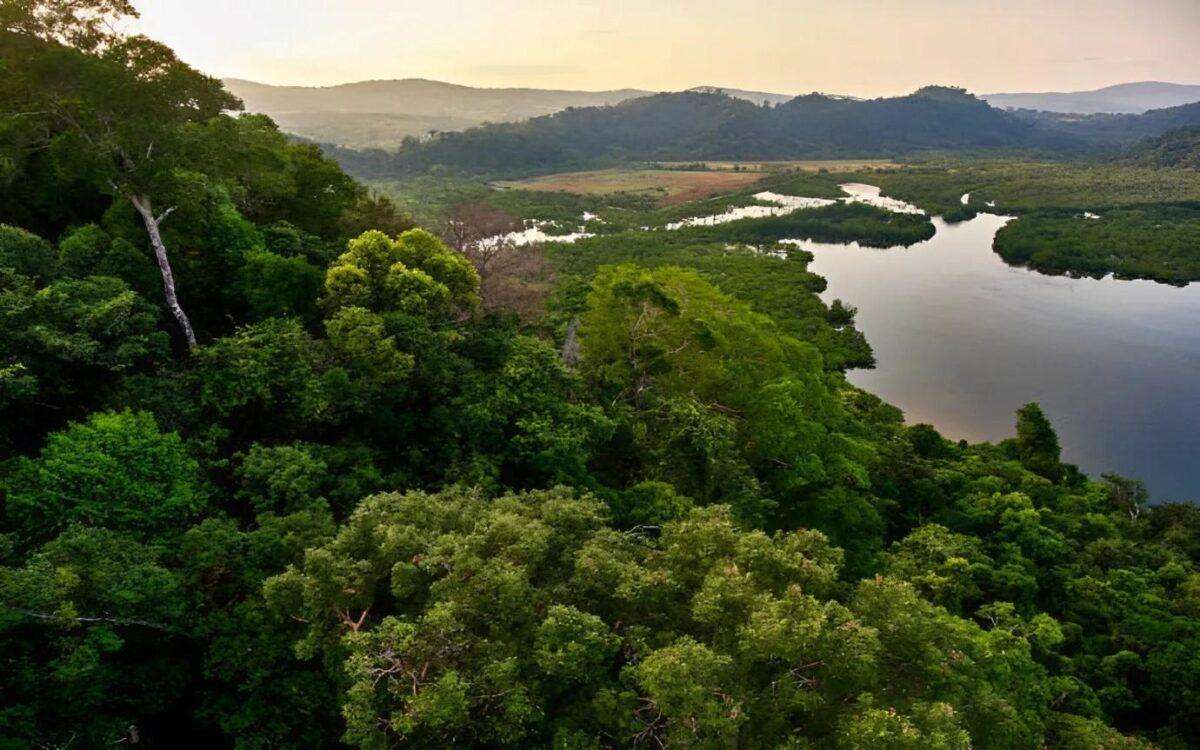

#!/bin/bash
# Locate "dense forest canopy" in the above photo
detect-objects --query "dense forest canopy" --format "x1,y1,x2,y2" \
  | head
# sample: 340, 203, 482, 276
1, 3, 1199, 748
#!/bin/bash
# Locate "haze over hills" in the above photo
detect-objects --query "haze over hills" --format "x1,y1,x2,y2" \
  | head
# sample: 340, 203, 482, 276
982, 81, 1200, 115
227, 77, 1200, 153
222, 77, 651, 148
223, 78, 822, 148
685, 86, 797, 106
328, 86, 1200, 179
223, 77, 650, 121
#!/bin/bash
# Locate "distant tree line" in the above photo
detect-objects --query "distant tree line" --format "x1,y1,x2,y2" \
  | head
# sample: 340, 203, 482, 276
321, 87, 1200, 180
2, 4, 1199, 748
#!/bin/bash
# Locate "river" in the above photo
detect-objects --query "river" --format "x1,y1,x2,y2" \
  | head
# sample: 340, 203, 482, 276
795, 209, 1200, 501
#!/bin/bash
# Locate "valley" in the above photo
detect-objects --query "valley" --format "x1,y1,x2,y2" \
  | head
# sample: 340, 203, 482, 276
3, 2, 1200, 746
492, 167, 767, 204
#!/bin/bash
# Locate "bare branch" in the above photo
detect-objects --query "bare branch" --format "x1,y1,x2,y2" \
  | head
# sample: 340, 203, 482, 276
12, 608, 177, 634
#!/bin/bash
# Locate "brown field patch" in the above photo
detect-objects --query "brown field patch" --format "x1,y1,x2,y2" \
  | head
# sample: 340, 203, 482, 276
654, 159, 898, 173
492, 169, 766, 205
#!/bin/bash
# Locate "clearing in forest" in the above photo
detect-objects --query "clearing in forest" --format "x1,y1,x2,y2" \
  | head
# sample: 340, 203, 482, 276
653, 159, 897, 173
492, 169, 768, 205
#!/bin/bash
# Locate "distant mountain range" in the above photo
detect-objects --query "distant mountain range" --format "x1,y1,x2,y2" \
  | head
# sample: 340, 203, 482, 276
225, 77, 1200, 172
222, 78, 649, 148
981, 82, 1200, 115
223, 79, 862, 148
324, 86, 1200, 179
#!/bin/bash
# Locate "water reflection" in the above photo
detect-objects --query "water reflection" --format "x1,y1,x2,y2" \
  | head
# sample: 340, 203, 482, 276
797, 213, 1200, 501
664, 192, 837, 229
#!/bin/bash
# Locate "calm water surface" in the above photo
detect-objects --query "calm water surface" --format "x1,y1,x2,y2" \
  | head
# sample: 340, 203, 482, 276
797, 212, 1200, 501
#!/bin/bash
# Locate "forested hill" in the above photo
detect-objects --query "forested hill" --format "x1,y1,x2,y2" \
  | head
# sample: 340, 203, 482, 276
224, 79, 806, 149
768, 86, 1052, 152
224, 77, 652, 148
1122, 125, 1200, 169
338, 86, 1200, 178
1012, 101, 1200, 147
5, 5, 1200, 747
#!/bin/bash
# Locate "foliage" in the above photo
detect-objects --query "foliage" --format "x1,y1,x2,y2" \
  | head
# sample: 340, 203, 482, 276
579, 265, 875, 529
264, 488, 1052, 748
323, 228, 479, 316
0, 10, 1197, 749
680, 201, 935, 248
994, 204, 1200, 284
843, 159, 1200, 217
1122, 126, 1200, 170
0, 252, 170, 451
547, 231, 875, 371
4, 410, 202, 543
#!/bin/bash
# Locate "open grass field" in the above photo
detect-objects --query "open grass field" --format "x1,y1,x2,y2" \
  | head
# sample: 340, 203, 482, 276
492, 168, 768, 205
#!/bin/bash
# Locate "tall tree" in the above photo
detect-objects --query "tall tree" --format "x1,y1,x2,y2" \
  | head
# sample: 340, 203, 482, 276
3, 3, 241, 346
1, 0, 134, 51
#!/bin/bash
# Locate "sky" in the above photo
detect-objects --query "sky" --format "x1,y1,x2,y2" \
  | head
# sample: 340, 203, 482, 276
132, 0, 1200, 96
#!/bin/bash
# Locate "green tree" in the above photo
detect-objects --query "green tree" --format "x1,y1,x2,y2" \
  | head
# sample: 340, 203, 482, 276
580, 264, 870, 526
0, 223, 58, 282
0, 273, 168, 416
323, 228, 479, 316
4, 410, 202, 541
1, 0, 135, 51
6, 4, 240, 345
0, 526, 187, 747
1013, 403, 1063, 482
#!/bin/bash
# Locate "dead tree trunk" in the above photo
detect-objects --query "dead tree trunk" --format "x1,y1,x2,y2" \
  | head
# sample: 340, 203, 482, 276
128, 194, 197, 348
561, 318, 581, 366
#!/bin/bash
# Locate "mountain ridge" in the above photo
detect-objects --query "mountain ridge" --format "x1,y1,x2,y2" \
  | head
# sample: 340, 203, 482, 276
225, 77, 1200, 154
325, 86, 1200, 179
223, 78, 828, 148
329, 87, 1056, 178
982, 81, 1200, 114
222, 77, 654, 148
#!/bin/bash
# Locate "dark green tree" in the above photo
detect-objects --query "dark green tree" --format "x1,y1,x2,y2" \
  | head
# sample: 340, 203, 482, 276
1014, 402, 1063, 481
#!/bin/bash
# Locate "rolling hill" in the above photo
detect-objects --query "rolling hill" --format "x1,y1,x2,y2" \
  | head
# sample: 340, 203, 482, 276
223, 78, 652, 148
335, 86, 1179, 179
224, 78, 812, 148
982, 81, 1200, 114
229, 77, 1200, 156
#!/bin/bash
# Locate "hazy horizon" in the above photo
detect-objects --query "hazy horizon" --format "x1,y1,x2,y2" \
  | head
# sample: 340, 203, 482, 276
221, 75, 1200, 98
132, 0, 1200, 97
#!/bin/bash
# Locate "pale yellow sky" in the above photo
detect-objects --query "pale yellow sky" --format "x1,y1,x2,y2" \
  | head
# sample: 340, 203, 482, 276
132, 0, 1200, 95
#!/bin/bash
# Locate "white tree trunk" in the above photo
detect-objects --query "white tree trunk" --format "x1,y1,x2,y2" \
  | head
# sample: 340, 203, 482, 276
129, 194, 197, 348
